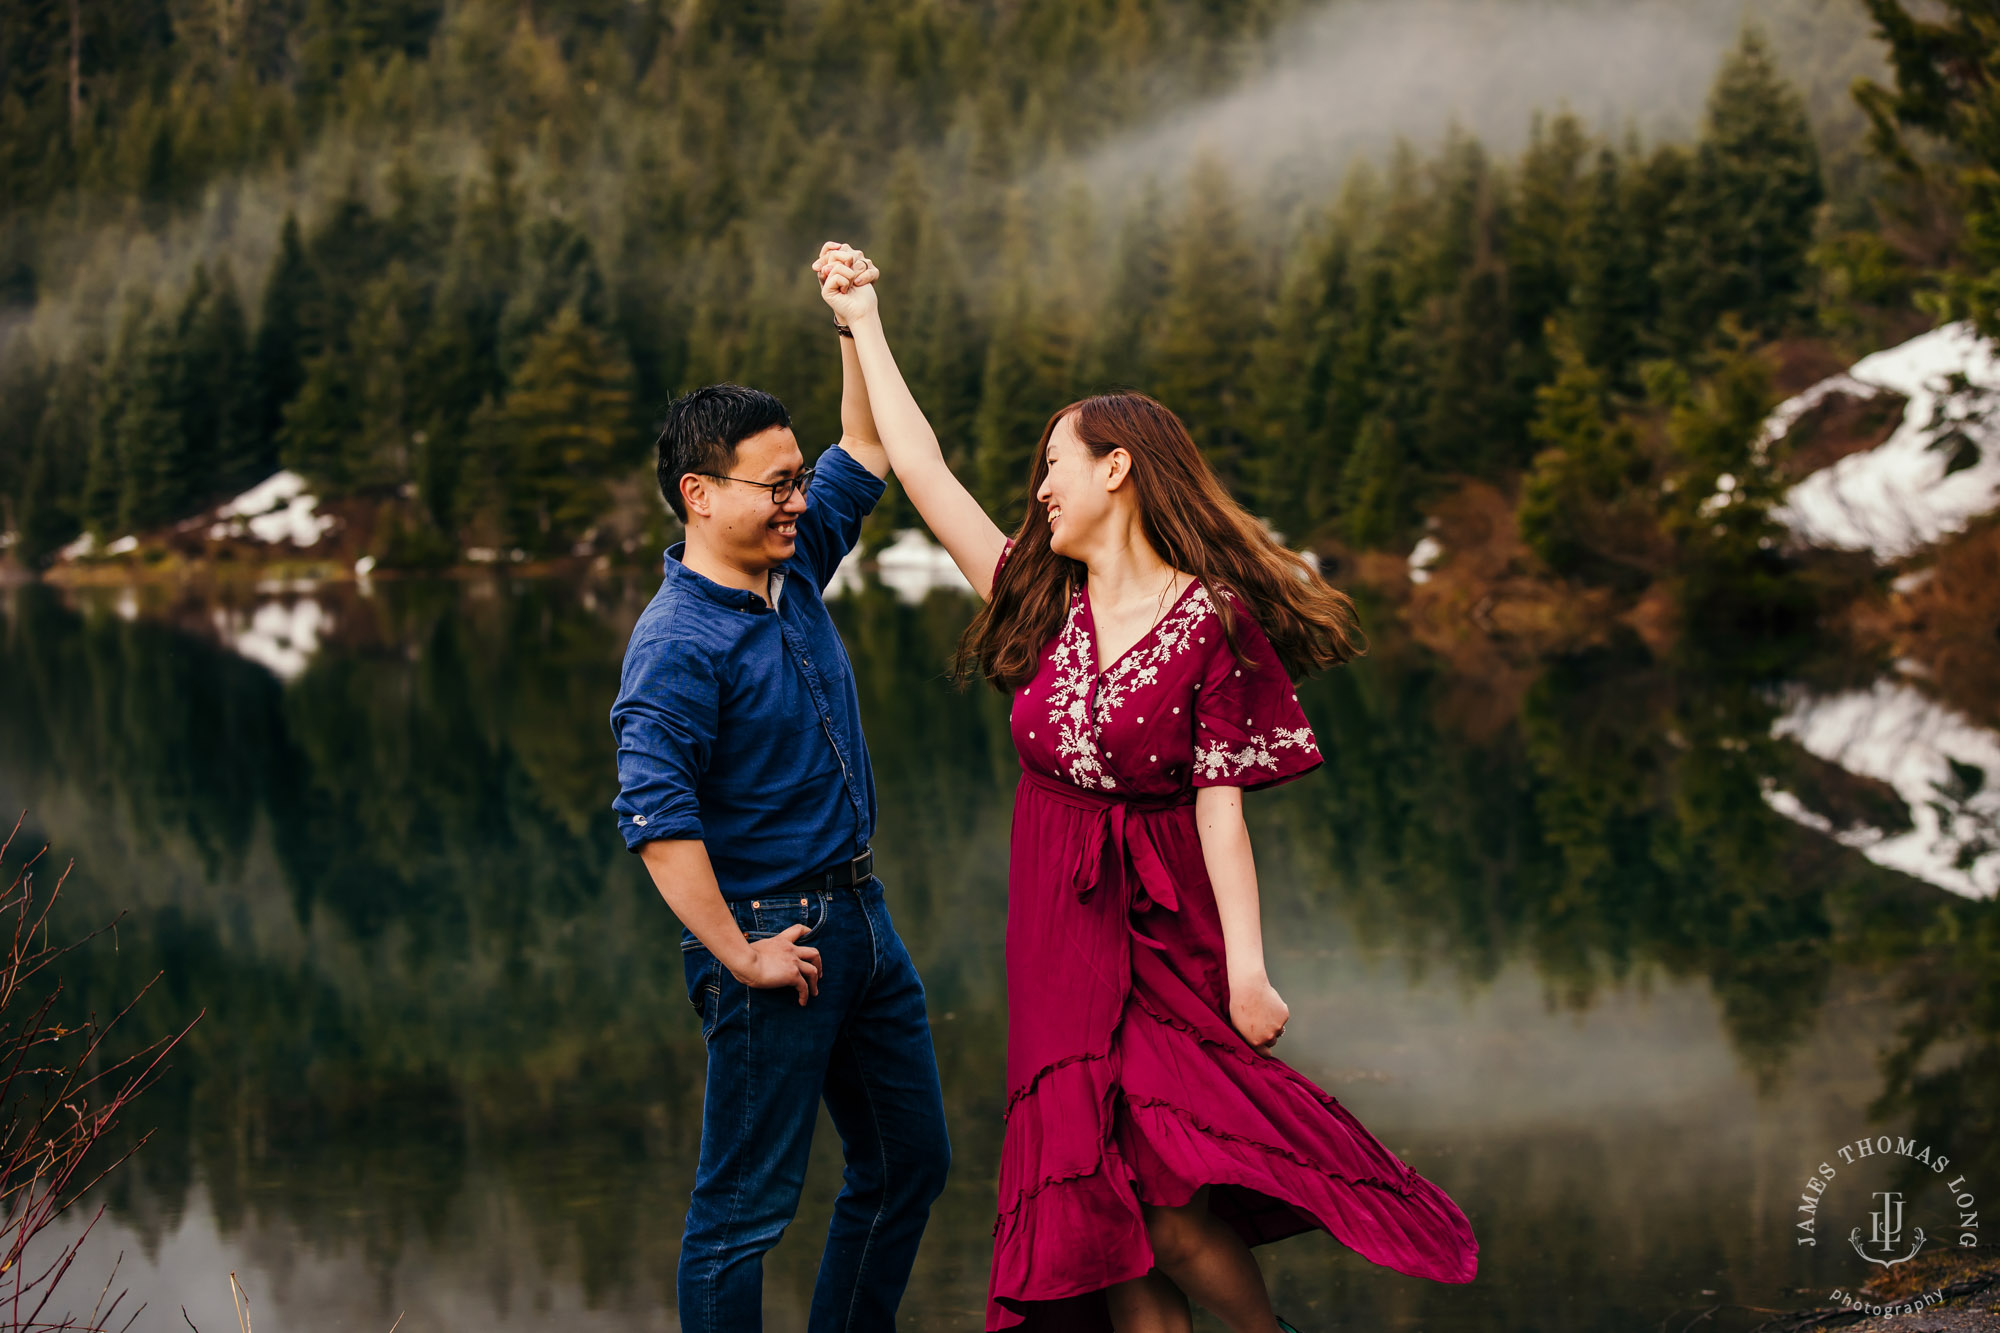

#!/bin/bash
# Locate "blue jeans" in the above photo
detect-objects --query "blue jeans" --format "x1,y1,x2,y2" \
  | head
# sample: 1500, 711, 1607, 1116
677, 875, 951, 1333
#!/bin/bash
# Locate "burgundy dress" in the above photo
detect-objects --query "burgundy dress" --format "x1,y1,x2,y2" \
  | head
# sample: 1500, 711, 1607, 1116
988, 576, 1477, 1332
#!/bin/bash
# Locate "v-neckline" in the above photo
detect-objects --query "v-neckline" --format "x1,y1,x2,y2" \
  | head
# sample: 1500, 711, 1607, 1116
1081, 576, 1202, 679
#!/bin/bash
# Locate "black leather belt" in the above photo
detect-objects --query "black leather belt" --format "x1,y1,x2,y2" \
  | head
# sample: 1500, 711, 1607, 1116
776, 847, 873, 897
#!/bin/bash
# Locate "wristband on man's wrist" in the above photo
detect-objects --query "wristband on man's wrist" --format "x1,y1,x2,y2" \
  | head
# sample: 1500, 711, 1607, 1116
835, 320, 854, 338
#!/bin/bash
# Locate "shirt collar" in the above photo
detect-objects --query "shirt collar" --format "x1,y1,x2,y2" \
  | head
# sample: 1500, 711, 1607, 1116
664, 542, 782, 613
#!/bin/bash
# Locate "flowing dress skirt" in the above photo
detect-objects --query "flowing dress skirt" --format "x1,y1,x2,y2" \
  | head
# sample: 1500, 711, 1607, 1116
986, 768, 1478, 1331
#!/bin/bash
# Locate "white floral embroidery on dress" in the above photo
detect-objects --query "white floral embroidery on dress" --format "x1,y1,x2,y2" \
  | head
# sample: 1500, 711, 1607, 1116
1045, 590, 1115, 790
1098, 584, 1213, 712
1045, 583, 1216, 789
1194, 725, 1318, 782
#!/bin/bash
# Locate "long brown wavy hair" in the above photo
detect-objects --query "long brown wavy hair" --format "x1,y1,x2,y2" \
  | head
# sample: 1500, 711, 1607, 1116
957, 392, 1365, 692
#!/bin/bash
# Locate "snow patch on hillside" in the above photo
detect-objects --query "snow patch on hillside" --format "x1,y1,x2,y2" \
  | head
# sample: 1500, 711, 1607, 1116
209, 471, 336, 547
1771, 322, 2000, 560
1766, 679, 2000, 900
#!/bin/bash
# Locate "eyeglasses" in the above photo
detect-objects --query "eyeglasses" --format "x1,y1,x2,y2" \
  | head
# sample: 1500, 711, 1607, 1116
699, 466, 815, 505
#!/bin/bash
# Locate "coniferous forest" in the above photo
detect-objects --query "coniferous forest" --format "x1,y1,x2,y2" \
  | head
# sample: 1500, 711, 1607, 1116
0, 0, 1996, 612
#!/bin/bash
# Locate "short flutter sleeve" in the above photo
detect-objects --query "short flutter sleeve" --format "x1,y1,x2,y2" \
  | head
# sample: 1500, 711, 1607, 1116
1191, 596, 1322, 791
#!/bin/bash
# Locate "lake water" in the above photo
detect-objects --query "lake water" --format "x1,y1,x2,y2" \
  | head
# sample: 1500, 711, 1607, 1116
0, 574, 1993, 1333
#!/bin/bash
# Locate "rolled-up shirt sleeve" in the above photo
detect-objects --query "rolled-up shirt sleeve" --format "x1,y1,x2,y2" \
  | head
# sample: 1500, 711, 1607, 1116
610, 633, 719, 850
791, 442, 886, 591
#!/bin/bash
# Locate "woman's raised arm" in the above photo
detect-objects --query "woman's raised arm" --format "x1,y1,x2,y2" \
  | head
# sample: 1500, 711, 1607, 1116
815, 243, 1010, 600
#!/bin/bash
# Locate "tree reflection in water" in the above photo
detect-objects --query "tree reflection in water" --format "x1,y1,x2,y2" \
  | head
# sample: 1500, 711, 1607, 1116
0, 578, 1992, 1332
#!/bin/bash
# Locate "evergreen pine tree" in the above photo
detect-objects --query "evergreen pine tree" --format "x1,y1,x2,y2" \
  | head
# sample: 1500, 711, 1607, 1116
206, 271, 259, 493
384, 151, 454, 262
1421, 129, 1489, 297
1628, 141, 1692, 359
492, 306, 636, 554
308, 181, 391, 350
1657, 29, 1824, 351
1339, 414, 1410, 551
407, 269, 491, 529
280, 350, 360, 490
1855, 0, 2000, 336
1422, 258, 1517, 475
612, 132, 690, 428
174, 264, 256, 508
458, 147, 524, 302
82, 313, 137, 537
1249, 218, 1346, 539
1507, 112, 1588, 357
347, 263, 417, 490
1090, 177, 1169, 389
1653, 341, 1788, 615
115, 316, 187, 533
17, 432, 77, 565
405, 173, 517, 526
20, 343, 97, 561
1153, 157, 1263, 496
973, 264, 1072, 528
498, 216, 607, 374
252, 213, 318, 474
167, 265, 221, 513
1572, 148, 1654, 386
1518, 332, 1658, 586
879, 154, 983, 461
0, 354, 49, 529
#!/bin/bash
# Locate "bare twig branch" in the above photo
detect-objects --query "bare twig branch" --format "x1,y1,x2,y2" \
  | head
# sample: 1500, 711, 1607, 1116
0, 819, 195, 1331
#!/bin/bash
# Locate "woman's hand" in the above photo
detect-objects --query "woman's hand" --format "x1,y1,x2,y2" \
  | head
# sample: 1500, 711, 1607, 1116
803, 238, 1011, 597
1229, 972, 1290, 1053
813, 241, 879, 326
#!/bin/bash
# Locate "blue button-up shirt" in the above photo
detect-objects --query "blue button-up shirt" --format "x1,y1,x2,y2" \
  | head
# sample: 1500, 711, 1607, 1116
610, 443, 882, 900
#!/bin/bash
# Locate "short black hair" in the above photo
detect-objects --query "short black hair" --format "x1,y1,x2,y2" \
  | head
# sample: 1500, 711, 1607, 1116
655, 384, 792, 521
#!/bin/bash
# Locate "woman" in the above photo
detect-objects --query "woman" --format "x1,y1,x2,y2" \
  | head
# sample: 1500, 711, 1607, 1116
814, 243, 1477, 1333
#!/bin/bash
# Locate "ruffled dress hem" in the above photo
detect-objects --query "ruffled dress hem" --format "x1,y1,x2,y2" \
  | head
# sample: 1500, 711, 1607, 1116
986, 997, 1476, 1331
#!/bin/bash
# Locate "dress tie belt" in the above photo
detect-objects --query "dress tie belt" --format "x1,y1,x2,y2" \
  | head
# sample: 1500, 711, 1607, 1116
1019, 768, 1191, 915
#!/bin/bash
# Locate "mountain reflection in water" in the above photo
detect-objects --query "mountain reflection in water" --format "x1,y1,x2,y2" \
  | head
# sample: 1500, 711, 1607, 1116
0, 578, 1994, 1333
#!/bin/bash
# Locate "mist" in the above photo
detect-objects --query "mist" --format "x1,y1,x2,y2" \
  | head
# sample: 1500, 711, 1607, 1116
1077, 0, 1879, 199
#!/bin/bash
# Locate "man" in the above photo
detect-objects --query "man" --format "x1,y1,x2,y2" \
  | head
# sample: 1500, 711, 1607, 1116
610, 327, 949, 1333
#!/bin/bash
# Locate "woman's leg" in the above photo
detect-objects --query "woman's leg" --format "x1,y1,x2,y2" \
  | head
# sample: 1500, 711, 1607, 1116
1106, 1271, 1193, 1333
1140, 1188, 1281, 1333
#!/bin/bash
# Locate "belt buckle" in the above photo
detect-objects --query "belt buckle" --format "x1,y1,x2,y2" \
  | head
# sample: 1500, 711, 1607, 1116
848, 848, 871, 882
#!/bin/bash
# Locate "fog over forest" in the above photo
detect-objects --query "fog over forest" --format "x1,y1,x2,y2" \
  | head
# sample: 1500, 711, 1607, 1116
1082, 0, 1880, 199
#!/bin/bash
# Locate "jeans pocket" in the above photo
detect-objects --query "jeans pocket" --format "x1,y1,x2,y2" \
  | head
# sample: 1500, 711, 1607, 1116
742, 892, 828, 943
696, 975, 721, 1039
682, 946, 722, 1039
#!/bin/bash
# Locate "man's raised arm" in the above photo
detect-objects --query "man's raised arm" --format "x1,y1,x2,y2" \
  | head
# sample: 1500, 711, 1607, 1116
813, 241, 1009, 600
837, 327, 887, 479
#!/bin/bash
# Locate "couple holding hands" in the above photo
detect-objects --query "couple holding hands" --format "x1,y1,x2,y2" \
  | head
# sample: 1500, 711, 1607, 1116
609, 243, 1477, 1333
